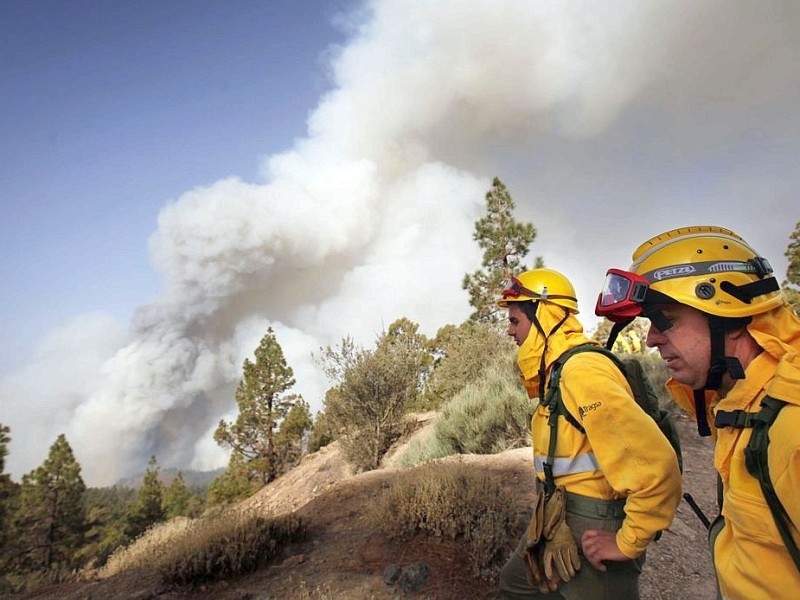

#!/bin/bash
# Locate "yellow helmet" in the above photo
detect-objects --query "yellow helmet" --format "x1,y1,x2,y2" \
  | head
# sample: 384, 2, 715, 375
498, 268, 579, 313
630, 226, 782, 318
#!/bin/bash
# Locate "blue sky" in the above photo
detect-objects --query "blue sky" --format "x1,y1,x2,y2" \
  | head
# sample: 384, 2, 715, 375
1, 0, 347, 371
2, 0, 798, 486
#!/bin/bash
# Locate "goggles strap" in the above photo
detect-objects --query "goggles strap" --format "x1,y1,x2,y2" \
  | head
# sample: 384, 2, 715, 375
604, 318, 634, 350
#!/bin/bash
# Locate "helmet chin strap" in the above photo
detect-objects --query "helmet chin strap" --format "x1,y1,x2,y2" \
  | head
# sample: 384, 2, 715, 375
693, 315, 747, 437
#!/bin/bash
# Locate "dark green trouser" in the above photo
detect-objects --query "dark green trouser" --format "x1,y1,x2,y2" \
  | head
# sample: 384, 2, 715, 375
499, 493, 644, 600
708, 514, 724, 600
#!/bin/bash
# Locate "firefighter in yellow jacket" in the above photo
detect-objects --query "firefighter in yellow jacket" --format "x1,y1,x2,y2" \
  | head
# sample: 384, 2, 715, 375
498, 268, 682, 599
596, 226, 800, 599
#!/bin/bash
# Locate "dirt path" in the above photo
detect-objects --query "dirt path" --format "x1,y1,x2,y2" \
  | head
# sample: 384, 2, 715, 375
639, 414, 718, 599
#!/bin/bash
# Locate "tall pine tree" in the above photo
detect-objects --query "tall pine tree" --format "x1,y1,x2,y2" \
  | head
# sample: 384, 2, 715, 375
11, 434, 86, 580
214, 327, 307, 492
462, 177, 540, 323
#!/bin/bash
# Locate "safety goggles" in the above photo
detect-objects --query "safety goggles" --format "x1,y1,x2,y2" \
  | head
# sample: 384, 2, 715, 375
501, 277, 540, 299
501, 277, 576, 304
595, 269, 650, 322
595, 269, 675, 331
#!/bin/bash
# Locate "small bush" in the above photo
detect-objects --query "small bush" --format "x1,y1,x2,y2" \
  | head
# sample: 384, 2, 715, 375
397, 429, 458, 467
96, 516, 195, 577
96, 511, 305, 586
369, 462, 517, 579
399, 360, 533, 466
159, 511, 305, 585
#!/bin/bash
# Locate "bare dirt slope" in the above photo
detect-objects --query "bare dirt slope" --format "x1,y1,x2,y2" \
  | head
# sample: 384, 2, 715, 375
13, 414, 718, 600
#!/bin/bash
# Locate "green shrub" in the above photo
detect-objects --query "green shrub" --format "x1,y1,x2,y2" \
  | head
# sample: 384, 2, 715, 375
370, 462, 517, 579
399, 360, 533, 466
425, 321, 516, 409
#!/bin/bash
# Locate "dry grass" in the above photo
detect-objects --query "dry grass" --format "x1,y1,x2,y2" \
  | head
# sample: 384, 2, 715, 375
368, 461, 517, 579
94, 516, 196, 578
93, 509, 305, 586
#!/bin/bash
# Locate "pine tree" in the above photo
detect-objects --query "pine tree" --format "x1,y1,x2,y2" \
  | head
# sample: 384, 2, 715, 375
0, 423, 19, 590
0, 423, 13, 536
462, 177, 540, 323
783, 219, 800, 314
74, 486, 134, 570
75, 503, 125, 568
123, 455, 165, 540
214, 327, 305, 487
162, 472, 193, 519
10, 434, 86, 580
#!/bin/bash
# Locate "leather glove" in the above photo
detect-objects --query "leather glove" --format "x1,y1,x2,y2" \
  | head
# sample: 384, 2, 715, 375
523, 489, 546, 587
524, 544, 547, 588
541, 486, 581, 582
525, 488, 545, 550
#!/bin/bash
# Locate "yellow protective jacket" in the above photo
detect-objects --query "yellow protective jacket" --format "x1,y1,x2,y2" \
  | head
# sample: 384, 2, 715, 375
666, 301, 800, 599
518, 302, 682, 559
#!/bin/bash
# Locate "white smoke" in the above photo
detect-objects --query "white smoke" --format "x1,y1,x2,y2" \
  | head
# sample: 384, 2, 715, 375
2, 0, 798, 485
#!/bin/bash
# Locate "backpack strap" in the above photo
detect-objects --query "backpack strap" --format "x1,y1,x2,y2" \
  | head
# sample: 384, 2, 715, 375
541, 344, 600, 496
714, 396, 800, 572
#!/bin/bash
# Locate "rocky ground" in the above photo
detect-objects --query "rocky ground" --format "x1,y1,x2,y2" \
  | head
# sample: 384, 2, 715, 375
10, 413, 718, 600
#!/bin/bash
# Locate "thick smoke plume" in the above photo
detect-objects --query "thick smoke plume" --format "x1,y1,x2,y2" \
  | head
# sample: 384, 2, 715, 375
3, 0, 798, 485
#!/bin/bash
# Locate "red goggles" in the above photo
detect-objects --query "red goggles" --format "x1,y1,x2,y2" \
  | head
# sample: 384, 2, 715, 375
594, 269, 650, 322
501, 276, 578, 306
501, 277, 540, 299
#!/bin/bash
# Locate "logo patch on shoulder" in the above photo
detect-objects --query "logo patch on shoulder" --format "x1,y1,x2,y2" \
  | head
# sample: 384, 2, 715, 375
578, 402, 602, 419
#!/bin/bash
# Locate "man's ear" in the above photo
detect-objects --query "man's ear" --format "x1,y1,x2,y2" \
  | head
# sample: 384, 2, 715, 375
725, 326, 762, 366
726, 326, 747, 341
